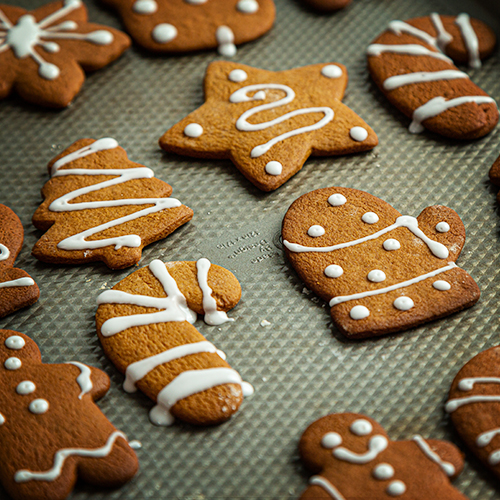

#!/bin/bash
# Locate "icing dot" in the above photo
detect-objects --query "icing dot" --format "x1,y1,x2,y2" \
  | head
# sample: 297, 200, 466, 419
383, 239, 400, 251
29, 399, 49, 414
265, 161, 282, 176
328, 194, 346, 206
216, 26, 237, 57
373, 463, 394, 480
229, 69, 248, 82
362, 212, 379, 224
4, 357, 21, 370
393, 296, 414, 311
350, 126, 369, 142
325, 265, 343, 278
350, 305, 370, 320
5, 336, 25, 350
152, 23, 177, 43
0, 413, 4, 425
39, 62, 59, 80
133, 0, 158, 13
321, 432, 342, 448
433, 280, 451, 291
350, 419, 373, 436
367, 270, 386, 283
42, 41, 59, 53
436, 221, 450, 233
16, 381, 36, 395
321, 64, 343, 78
308, 225, 325, 237
184, 123, 203, 138
237, 0, 259, 13
86, 30, 114, 45
386, 480, 406, 496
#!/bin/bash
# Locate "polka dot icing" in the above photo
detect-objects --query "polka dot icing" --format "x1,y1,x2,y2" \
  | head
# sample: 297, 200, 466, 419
328, 193, 346, 206
265, 161, 282, 175
321, 432, 342, 448
393, 297, 414, 311
350, 419, 373, 436
16, 381, 36, 395
152, 23, 177, 43
4, 357, 21, 370
350, 305, 370, 320
325, 265, 343, 278
133, 0, 158, 14
237, 0, 259, 13
373, 463, 394, 480
308, 225, 325, 237
383, 239, 400, 251
433, 280, 451, 291
350, 126, 368, 142
29, 399, 49, 414
184, 123, 203, 138
386, 480, 406, 496
362, 212, 379, 224
5, 335, 25, 350
321, 64, 343, 79
229, 69, 248, 82
367, 270, 386, 283
436, 221, 450, 233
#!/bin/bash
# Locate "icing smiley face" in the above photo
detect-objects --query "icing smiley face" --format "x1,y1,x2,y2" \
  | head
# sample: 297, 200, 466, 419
282, 187, 480, 339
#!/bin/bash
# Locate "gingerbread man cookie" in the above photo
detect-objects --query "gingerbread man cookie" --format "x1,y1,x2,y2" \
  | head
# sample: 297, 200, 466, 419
0, 0, 130, 107
282, 187, 480, 339
32, 138, 193, 270
0, 329, 139, 500
100, 0, 275, 55
160, 62, 378, 192
0, 205, 39, 318
96, 258, 253, 426
446, 345, 500, 479
367, 13, 498, 139
299, 413, 467, 500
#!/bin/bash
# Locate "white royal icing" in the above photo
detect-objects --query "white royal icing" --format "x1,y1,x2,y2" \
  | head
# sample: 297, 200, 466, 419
321, 432, 343, 448
367, 43, 452, 62
0, 277, 35, 289
16, 381, 36, 395
349, 127, 368, 141
265, 161, 282, 176
132, 0, 158, 14
433, 280, 450, 291
229, 69, 248, 82
388, 20, 439, 49
386, 480, 406, 496
367, 270, 386, 283
308, 225, 325, 237
321, 64, 343, 79
325, 265, 343, 278
309, 476, 346, 500
373, 463, 394, 480
237, 0, 259, 14
412, 435, 455, 476
350, 419, 373, 436
350, 305, 370, 320
4, 357, 21, 370
0, 412, 5, 425
362, 212, 379, 224
152, 23, 177, 43
333, 435, 388, 464
5, 335, 25, 349
29, 399, 49, 414
383, 70, 469, 91
383, 239, 400, 251
430, 13, 453, 51
230, 84, 334, 158
455, 13, 481, 69
216, 26, 236, 57
393, 296, 414, 311
184, 123, 203, 138
328, 194, 346, 207
0, 0, 112, 80
48, 138, 183, 252
0, 244, 9, 261
67, 361, 93, 399
436, 221, 450, 233
14, 430, 130, 482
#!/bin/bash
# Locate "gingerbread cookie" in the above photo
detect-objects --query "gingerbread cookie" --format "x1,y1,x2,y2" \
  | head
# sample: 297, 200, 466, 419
367, 13, 498, 139
100, 0, 275, 55
96, 258, 253, 426
299, 413, 467, 500
0, 205, 39, 318
32, 138, 193, 270
0, 329, 139, 500
446, 345, 500, 479
282, 187, 480, 339
159, 62, 378, 192
0, 0, 130, 108
303, 0, 351, 12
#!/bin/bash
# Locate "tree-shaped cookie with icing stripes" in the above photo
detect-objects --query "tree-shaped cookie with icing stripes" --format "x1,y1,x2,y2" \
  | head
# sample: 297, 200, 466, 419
160, 62, 378, 192
0, 329, 139, 500
0, 205, 39, 318
96, 258, 253, 426
299, 413, 468, 500
0, 0, 130, 107
282, 187, 480, 339
32, 138, 194, 270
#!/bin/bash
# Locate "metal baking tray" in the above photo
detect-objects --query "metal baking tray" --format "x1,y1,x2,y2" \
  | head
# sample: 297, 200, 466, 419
1, 0, 500, 498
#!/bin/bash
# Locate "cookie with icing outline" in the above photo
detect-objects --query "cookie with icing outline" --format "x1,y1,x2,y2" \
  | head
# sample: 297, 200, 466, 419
100, 0, 275, 56
32, 138, 194, 270
159, 61, 378, 192
282, 187, 480, 339
0, 0, 130, 108
299, 413, 467, 500
0, 205, 39, 318
367, 13, 498, 139
96, 258, 253, 426
0, 329, 139, 500
446, 345, 500, 479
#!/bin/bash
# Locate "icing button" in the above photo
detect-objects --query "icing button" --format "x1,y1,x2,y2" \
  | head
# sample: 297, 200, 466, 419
321, 64, 343, 78
5, 335, 25, 350
362, 212, 379, 224
152, 23, 177, 43
325, 264, 343, 278
29, 399, 49, 414
328, 193, 346, 206
184, 123, 203, 138
436, 221, 450, 233
393, 296, 414, 311
350, 305, 370, 320
349, 126, 368, 142
265, 161, 282, 176
4, 357, 22, 370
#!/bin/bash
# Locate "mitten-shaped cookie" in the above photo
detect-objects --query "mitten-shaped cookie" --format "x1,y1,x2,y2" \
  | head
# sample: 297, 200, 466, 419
32, 138, 193, 270
446, 345, 500, 480
299, 413, 467, 500
0, 0, 130, 107
0, 205, 39, 318
96, 258, 253, 426
282, 187, 479, 339
100, 0, 275, 55
160, 62, 378, 192
0, 329, 139, 500
367, 13, 498, 139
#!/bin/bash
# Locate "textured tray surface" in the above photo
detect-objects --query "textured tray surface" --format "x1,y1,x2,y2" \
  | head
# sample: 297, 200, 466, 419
1, 0, 500, 498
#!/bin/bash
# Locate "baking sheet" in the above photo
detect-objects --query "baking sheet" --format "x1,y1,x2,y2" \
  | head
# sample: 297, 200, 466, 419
1, 0, 500, 498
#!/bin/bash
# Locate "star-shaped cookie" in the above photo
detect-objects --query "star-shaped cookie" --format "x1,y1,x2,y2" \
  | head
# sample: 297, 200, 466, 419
0, 0, 130, 107
159, 62, 378, 192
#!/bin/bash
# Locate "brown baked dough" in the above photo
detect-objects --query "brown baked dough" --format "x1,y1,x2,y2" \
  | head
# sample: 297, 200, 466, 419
304, 0, 351, 12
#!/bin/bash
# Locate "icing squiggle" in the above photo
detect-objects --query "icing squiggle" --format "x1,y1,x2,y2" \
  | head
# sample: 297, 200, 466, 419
66, 361, 92, 399
0, 277, 35, 289
230, 84, 334, 158
48, 138, 182, 251
383, 70, 468, 91
0, 244, 9, 261
366, 44, 452, 62
412, 435, 455, 476
333, 435, 388, 464
309, 476, 346, 500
